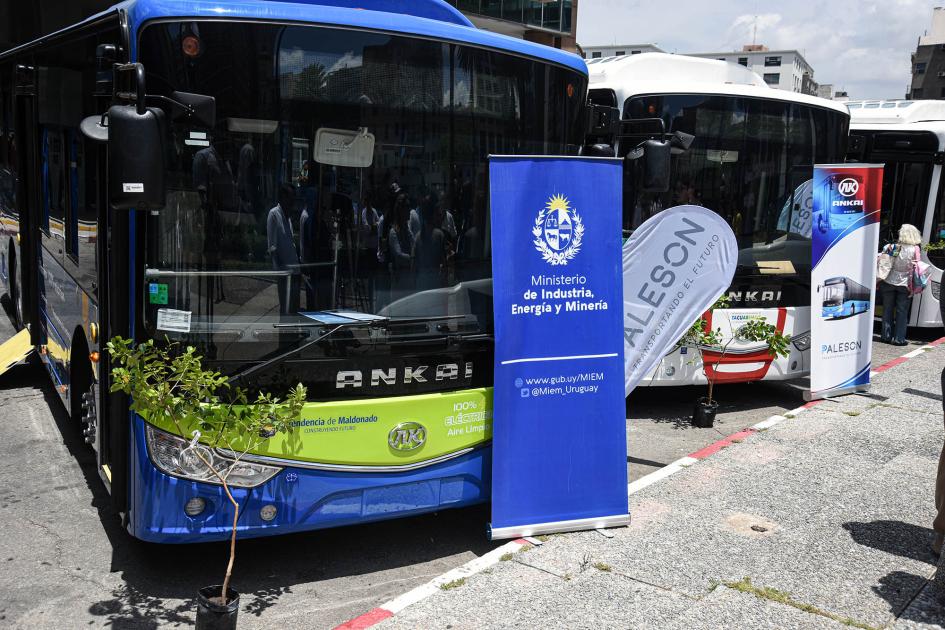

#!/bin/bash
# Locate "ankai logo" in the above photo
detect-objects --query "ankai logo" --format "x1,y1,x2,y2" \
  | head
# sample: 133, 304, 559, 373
533, 194, 584, 266
388, 422, 426, 451
838, 178, 859, 197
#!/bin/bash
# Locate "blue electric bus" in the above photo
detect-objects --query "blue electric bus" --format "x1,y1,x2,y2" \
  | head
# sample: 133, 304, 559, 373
821, 276, 872, 319
0, 0, 596, 542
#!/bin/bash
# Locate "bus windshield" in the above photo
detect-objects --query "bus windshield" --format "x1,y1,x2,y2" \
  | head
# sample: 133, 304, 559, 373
138, 21, 586, 365
822, 282, 843, 307
622, 94, 848, 308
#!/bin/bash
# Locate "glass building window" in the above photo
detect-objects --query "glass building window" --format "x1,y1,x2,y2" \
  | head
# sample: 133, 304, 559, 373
502, 0, 523, 22
541, 0, 561, 31
765, 55, 781, 67
738, 57, 748, 66
480, 0, 502, 18
763, 73, 780, 85
561, 0, 573, 33
524, 1, 543, 27
916, 62, 927, 74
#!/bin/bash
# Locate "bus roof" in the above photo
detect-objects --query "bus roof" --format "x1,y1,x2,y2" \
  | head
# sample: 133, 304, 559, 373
589, 52, 848, 116
848, 99, 945, 124
2, 0, 587, 76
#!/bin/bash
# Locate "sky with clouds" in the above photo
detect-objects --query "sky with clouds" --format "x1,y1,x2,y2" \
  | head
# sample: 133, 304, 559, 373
577, 0, 939, 100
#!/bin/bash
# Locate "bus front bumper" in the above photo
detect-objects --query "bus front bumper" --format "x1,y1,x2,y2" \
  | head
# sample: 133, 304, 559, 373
127, 415, 490, 543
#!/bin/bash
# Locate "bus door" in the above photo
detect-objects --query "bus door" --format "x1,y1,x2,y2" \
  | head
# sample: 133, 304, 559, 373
849, 130, 941, 326
12, 65, 41, 346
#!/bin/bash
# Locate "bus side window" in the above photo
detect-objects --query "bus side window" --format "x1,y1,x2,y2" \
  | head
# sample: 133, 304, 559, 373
42, 127, 64, 241
65, 132, 79, 261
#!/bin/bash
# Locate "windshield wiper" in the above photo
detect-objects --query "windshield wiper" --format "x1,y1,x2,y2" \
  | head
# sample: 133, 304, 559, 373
271, 314, 465, 328
228, 320, 377, 385
228, 315, 469, 384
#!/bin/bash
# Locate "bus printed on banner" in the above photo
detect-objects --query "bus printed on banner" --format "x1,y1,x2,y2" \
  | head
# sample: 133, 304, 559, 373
821, 276, 872, 320
587, 52, 849, 387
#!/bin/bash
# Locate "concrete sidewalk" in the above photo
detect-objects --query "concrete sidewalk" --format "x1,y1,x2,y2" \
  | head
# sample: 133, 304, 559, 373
377, 346, 945, 629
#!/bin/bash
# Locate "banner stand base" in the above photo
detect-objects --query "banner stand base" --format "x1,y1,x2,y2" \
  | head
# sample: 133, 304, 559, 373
804, 384, 870, 402
488, 513, 630, 541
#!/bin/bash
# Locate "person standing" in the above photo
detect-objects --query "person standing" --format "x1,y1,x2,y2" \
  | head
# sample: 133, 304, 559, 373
878, 224, 923, 346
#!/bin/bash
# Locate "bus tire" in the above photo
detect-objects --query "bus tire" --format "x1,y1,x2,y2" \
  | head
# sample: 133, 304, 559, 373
70, 333, 97, 450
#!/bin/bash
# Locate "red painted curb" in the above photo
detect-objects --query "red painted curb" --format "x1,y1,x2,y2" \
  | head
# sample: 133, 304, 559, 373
688, 428, 757, 460
873, 356, 908, 374
335, 608, 394, 629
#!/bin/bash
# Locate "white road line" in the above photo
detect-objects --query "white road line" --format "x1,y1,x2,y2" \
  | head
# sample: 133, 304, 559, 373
627, 456, 697, 496
902, 348, 926, 359
381, 539, 527, 614
785, 405, 811, 417
752, 415, 788, 430
500, 353, 618, 365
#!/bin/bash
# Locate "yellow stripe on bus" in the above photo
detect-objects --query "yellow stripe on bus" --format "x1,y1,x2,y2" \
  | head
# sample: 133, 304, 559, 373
0, 329, 33, 376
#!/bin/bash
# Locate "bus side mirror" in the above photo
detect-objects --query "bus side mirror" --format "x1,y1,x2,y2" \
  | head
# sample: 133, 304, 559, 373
171, 90, 216, 129
107, 104, 166, 210
641, 139, 671, 193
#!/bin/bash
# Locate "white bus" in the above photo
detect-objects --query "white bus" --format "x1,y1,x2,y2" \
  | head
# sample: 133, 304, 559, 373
848, 100, 945, 328
587, 53, 850, 386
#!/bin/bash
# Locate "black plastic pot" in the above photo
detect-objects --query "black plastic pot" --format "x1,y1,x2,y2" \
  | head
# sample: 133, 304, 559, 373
196, 585, 239, 630
692, 397, 718, 428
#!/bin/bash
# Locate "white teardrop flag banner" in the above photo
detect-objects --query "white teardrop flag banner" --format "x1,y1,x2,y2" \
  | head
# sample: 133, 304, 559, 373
623, 205, 739, 396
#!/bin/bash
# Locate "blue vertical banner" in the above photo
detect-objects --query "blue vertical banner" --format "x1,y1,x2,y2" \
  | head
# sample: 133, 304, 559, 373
488, 156, 628, 540
808, 163, 883, 400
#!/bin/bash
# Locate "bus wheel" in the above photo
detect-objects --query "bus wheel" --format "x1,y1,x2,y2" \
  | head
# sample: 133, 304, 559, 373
70, 354, 97, 449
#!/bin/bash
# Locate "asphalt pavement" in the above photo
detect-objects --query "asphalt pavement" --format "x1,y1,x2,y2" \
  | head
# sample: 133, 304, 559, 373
0, 308, 941, 628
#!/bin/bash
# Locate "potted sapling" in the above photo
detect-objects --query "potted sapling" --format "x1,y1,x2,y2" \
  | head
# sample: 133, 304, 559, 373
681, 298, 791, 428
107, 337, 306, 630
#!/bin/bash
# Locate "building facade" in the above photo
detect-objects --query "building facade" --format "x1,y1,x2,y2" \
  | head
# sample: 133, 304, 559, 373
447, 0, 578, 51
580, 44, 665, 59
580, 43, 817, 95
908, 7, 945, 100
686, 46, 816, 95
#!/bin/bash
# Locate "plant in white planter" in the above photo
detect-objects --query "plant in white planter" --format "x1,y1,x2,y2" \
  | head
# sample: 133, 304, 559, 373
107, 337, 306, 629
679, 297, 791, 427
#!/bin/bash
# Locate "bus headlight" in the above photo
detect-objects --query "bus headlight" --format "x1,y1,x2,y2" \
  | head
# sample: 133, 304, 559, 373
145, 424, 282, 488
791, 331, 811, 352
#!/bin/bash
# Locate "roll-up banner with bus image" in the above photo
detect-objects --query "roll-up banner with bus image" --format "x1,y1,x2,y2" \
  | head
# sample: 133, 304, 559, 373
488, 156, 629, 540
808, 164, 883, 400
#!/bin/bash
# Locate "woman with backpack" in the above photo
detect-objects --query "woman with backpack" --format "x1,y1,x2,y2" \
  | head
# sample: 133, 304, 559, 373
877, 223, 925, 346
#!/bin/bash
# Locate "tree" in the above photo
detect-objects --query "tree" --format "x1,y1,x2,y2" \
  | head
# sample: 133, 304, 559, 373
107, 337, 306, 605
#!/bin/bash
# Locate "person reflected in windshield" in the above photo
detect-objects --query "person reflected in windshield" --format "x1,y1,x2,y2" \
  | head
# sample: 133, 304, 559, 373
192, 137, 236, 304
237, 138, 259, 221
457, 194, 486, 282
388, 192, 415, 295
300, 186, 334, 311
356, 189, 380, 307
413, 190, 447, 290
267, 184, 300, 315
